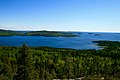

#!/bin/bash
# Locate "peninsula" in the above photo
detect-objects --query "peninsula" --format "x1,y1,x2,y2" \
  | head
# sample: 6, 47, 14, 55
0, 29, 77, 37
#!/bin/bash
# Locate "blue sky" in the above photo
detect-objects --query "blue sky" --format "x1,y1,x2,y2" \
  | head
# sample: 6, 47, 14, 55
0, 0, 120, 32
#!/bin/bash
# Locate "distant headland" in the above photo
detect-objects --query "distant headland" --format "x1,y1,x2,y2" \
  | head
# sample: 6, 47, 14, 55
0, 29, 77, 37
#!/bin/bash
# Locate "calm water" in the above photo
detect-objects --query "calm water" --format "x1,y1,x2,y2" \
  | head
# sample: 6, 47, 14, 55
0, 32, 120, 49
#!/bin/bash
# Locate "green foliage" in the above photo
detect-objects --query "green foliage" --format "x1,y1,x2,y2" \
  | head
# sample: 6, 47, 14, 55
13, 44, 37, 80
0, 41, 120, 79
0, 29, 23, 36
0, 29, 77, 37
26, 31, 77, 37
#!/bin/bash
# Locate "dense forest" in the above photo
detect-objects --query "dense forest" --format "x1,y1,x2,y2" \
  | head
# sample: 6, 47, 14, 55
26, 31, 77, 37
0, 29, 77, 37
0, 29, 23, 36
0, 41, 120, 80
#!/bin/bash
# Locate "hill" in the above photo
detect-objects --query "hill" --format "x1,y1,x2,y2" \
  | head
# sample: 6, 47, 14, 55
26, 31, 77, 37
0, 29, 23, 36
0, 29, 77, 37
0, 41, 120, 79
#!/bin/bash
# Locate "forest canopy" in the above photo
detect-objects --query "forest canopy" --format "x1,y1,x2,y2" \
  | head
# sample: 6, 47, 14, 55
0, 41, 120, 79
0, 29, 77, 37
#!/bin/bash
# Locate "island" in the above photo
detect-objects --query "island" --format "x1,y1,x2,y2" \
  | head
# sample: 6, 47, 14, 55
26, 31, 77, 37
94, 34, 102, 36
88, 32, 94, 34
0, 29, 77, 37
0, 29, 23, 36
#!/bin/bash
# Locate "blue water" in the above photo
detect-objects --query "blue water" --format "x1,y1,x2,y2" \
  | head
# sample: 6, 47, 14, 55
0, 32, 120, 49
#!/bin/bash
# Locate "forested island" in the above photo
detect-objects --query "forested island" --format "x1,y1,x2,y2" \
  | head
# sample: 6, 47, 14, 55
0, 29, 77, 37
0, 41, 120, 80
0, 29, 23, 36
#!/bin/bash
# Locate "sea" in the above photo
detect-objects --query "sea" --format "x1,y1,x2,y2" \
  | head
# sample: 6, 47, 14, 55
0, 32, 120, 50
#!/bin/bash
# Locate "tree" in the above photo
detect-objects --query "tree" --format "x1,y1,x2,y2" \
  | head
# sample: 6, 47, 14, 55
14, 44, 37, 80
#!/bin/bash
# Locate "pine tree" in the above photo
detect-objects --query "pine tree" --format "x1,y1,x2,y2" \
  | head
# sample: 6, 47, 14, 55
14, 44, 37, 80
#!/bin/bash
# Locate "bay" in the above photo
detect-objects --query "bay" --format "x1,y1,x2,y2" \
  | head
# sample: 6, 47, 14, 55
0, 32, 120, 49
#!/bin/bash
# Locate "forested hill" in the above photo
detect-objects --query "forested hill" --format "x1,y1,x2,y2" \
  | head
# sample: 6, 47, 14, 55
0, 29, 23, 36
0, 29, 77, 37
26, 31, 77, 37
0, 41, 120, 79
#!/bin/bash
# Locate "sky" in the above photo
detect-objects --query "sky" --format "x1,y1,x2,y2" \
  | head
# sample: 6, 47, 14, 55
0, 0, 120, 32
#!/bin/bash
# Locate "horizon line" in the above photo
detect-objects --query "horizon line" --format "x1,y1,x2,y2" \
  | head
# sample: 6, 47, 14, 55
1, 28, 120, 33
